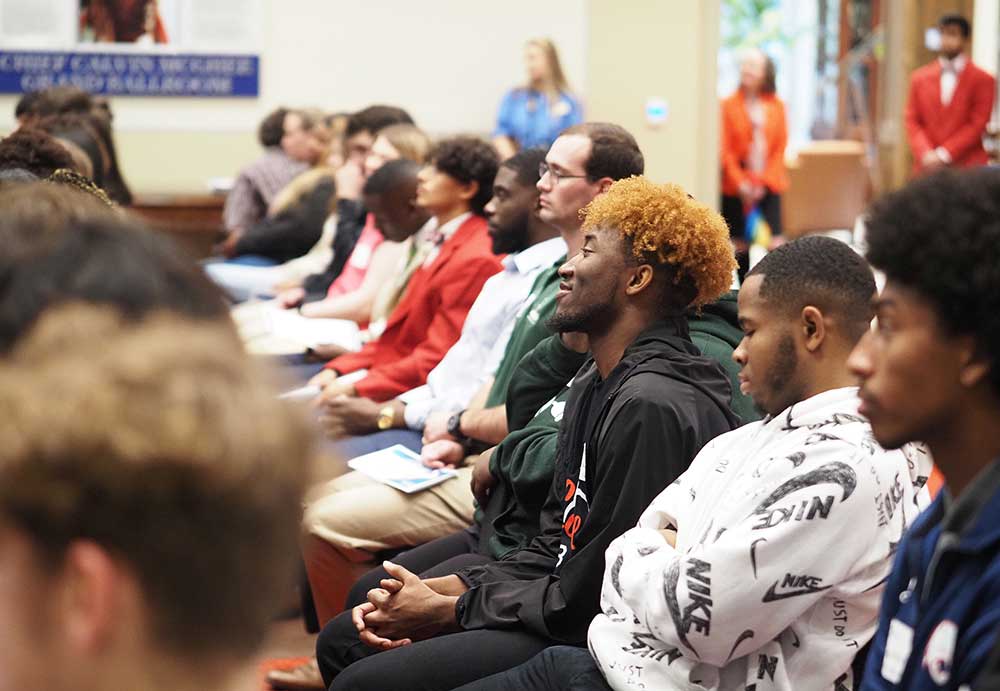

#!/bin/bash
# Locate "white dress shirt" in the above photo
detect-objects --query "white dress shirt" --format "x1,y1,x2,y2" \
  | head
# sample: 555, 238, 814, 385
935, 53, 968, 163
401, 235, 567, 429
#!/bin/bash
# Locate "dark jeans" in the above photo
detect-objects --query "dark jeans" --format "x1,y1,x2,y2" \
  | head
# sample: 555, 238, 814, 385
342, 527, 484, 608
721, 191, 783, 240
334, 429, 424, 460
453, 646, 612, 691
318, 528, 549, 690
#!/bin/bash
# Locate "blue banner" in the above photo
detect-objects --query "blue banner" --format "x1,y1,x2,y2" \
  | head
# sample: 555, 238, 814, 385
0, 51, 259, 98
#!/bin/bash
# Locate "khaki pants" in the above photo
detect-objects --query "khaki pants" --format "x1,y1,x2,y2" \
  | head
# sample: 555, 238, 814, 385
303, 467, 475, 560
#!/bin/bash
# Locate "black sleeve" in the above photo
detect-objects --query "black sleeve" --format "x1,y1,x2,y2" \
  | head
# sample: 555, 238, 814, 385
235, 179, 333, 263
505, 334, 588, 431
455, 387, 696, 644
302, 198, 366, 301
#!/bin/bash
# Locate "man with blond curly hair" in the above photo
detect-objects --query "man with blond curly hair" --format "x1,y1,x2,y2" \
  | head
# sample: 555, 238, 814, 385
460, 236, 933, 691
316, 176, 742, 691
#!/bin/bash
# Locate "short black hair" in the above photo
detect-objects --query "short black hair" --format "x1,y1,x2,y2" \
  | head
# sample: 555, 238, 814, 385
865, 167, 1000, 395
0, 184, 229, 353
560, 122, 644, 182
747, 235, 876, 343
0, 129, 75, 178
501, 147, 546, 187
363, 158, 420, 197
345, 105, 414, 139
428, 137, 500, 216
258, 107, 288, 148
939, 13, 971, 38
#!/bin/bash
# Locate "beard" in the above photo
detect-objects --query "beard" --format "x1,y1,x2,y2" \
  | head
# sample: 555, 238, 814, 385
490, 212, 531, 255
546, 298, 616, 335
758, 333, 801, 416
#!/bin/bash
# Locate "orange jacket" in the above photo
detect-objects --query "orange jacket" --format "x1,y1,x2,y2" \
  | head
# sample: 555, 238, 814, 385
904, 59, 995, 173
720, 91, 789, 196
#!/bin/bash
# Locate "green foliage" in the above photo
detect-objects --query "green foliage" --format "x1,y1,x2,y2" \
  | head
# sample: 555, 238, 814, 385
721, 0, 793, 50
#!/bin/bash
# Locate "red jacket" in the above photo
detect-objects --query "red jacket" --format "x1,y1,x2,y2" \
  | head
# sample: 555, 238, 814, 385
327, 214, 501, 402
905, 58, 996, 173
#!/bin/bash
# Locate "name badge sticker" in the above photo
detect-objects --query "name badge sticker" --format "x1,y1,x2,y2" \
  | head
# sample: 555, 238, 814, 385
881, 618, 914, 683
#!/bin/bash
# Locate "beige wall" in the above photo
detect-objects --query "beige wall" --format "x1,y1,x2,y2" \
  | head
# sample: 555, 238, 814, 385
586, 0, 720, 204
0, 1, 721, 200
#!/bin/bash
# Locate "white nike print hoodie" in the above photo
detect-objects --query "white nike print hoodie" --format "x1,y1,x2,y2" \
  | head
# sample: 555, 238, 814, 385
588, 387, 933, 691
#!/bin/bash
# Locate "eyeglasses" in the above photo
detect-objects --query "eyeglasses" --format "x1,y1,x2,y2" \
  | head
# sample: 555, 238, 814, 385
538, 162, 589, 185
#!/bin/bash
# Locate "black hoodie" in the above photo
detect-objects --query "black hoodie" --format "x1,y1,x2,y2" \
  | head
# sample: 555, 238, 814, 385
455, 317, 740, 644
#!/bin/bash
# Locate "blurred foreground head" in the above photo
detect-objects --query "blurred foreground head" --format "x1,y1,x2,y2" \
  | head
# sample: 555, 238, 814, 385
0, 183, 228, 353
0, 304, 314, 691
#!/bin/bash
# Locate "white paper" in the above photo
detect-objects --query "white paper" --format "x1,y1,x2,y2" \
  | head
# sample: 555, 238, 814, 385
348, 444, 457, 494
278, 384, 320, 401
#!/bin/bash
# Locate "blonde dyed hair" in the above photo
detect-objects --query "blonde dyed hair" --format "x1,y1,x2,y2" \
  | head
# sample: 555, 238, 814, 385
582, 176, 736, 308
377, 123, 432, 165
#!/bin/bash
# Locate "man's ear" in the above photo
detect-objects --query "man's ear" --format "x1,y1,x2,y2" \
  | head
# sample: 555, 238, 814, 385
958, 336, 992, 389
800, 305, 827, 353
624, 264, 655, 297
59, 541, 130, 654
596, 177, 614, 194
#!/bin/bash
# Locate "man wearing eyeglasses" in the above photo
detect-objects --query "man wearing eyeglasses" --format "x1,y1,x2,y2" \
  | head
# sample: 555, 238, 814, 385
421, 123, 645, 456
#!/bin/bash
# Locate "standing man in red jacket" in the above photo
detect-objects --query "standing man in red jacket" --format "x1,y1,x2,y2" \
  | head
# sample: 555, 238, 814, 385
905, 13, 996, 175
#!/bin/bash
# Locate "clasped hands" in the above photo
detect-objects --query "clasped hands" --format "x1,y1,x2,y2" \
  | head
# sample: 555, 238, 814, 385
351, 561, 464, 651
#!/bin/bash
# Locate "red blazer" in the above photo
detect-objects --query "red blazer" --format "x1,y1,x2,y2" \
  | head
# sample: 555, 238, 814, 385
720, 91, 789, 196
327, 214, 502, 402
905, 59, 996, 173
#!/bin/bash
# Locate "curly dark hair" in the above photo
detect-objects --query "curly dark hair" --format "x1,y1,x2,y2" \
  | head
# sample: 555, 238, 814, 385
0, 129, 75, 178
748, 235, 876, 343
428, 137, 500, 217
865, 167, 1000, 394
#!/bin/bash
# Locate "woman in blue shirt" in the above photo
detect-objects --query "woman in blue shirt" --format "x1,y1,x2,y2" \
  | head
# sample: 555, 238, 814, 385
493, 38, 583, 159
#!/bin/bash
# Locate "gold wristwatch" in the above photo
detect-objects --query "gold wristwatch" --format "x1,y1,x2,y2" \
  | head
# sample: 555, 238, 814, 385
376, 404, 396, 430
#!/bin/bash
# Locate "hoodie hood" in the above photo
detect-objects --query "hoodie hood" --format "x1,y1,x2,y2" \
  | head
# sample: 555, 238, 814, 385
608, 316, 741, 432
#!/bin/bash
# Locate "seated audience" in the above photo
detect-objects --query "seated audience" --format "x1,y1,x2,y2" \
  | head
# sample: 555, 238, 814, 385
302, 159, 432, 327
15, 85, 133, 204
419, 122, 648, 461
0, 305, 312, 691
301, 147, 560, 603
308, 136, 501, 403
0, 183, 228, 352
461, 236, 933, 690
270, 128, 645, 690
319, 148, 562, 450
221, 107, 313, 241
218, 109, 335, 264
265, 124, 432, 304
315, 176, 740, 691
295, 106, 418, 303
854, 168, 1000, 689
